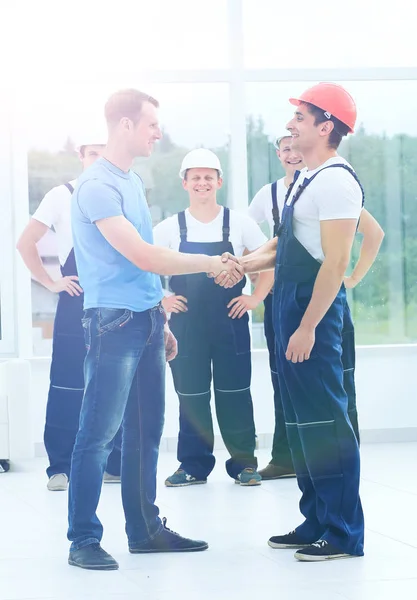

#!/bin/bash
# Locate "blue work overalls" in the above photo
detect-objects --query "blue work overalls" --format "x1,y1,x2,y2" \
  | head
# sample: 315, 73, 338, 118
168, 208, 257, 480
44, 183, 122, 479
265, 178, 360, 468
273, 165, 364, 555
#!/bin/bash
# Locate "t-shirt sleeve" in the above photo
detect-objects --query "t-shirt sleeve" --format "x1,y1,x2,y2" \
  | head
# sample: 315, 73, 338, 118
76, 180, 124, 223
32, 186, 67, 228
153, 217, 175, 249
240, 213, 268, 251
313, 169, 363, 221
248, 184, 270, 224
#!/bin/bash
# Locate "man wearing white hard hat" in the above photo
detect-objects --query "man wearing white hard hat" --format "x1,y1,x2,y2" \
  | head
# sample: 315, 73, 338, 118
17, 138, 122, 491
153, 148, 274, 487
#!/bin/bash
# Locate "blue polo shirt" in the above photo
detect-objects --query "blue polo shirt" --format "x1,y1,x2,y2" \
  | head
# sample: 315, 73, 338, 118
71, 158, 163, 312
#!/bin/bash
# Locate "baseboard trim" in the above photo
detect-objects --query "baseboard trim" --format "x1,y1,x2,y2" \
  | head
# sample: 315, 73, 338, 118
34, 427, 417, 458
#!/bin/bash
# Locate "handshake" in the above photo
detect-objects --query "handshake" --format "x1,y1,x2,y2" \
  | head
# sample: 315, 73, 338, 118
207, 253, 244, 289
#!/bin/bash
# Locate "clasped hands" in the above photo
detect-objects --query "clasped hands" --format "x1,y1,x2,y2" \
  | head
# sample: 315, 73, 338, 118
207, 252, 244, 289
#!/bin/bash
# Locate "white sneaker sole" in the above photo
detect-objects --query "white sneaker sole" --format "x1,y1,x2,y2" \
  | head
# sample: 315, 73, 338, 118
294, 550, 355, 562
165, 480, 207, 487
235, 479, 262, 486
268, 540, 310, 549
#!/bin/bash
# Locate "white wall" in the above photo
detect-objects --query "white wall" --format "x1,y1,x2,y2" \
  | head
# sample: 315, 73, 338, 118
25, 345, 417, 458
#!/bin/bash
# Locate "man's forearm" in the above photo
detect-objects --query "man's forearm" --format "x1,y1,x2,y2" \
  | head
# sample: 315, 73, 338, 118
144, 246, 212, 276
96, 217, 213, 276
240, 238, 277, 274
350, 233, 384, 283
17, 243, 55, 288
300, 261, 346, 331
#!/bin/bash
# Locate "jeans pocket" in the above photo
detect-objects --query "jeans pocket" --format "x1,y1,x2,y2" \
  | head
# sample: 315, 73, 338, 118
97, 308, 133, 336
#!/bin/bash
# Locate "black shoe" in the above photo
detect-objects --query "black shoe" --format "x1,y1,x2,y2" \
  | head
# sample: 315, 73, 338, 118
294, 540, 356, 562
129, 518, 209, 553
0, 460, 10, 473
68, 543, 119, 570
258, 463, 296, 480
268, 529, 312, 549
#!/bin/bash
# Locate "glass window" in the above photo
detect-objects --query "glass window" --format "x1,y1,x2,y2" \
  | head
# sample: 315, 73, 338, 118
246, 80, 417, 346
26, 81, 230, 356
243, 0, 417, 69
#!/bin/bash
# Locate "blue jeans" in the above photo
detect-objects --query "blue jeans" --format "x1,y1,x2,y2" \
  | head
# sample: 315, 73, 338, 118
67, 305, 166, 552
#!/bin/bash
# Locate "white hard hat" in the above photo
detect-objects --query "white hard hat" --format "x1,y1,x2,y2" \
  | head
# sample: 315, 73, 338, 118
274, 133, 292, 149
75, 134, 107, 153
179, 148, 223, 179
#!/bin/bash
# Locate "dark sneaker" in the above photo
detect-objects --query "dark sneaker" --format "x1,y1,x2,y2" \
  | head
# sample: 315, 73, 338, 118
68, 543, 119, 570
165, 469, 207, 487
295, 540, 356, 562
0, 460, 10, 473
268, 529, 312, 549
129, 518, 208, 553
258, 463, 296, 480
235, 467, 262, 486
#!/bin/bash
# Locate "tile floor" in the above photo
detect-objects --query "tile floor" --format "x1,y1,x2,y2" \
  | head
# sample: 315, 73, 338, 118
0, 443, 416, 600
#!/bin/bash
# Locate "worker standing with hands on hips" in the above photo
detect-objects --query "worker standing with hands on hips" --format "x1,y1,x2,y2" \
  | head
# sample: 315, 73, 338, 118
16, 139, 123, 491
154, 148, 273, 487
233, 83, 369, 561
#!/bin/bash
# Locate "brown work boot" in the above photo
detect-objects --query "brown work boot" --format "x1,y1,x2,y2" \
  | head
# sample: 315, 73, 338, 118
258, 463, 296, 480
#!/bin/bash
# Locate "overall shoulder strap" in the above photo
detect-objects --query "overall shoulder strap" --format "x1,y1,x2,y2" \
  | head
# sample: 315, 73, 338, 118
271, 181, 280, 237
64, 182, 74, 194
222, 207, 230, 242
177, 211, 187, 242
282, 170, 302, 206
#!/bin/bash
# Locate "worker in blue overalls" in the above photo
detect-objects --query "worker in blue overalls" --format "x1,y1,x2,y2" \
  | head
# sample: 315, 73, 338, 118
17, 139, 122, 491
153, 148, 273, 487
249, 135, 384, 479
237, 83, 377, 561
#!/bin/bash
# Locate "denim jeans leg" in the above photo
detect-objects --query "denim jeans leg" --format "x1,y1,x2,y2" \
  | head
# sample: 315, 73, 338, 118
123, 308, 165, 546
67, 307, 149, 552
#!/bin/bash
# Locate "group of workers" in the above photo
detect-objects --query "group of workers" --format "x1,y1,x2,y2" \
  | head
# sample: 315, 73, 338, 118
16, 82, 384, 569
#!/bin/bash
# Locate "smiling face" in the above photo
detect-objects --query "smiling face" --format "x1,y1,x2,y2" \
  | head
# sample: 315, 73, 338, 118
286, 103, 335, 155
277, 135, 305, 175
182, 168, 222, 204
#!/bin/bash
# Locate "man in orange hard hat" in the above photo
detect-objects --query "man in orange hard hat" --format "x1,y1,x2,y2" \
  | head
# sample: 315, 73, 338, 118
230, 82, 369, 561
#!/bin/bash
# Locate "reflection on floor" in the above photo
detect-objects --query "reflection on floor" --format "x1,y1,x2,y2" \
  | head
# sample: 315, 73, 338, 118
0, 443, 416, 600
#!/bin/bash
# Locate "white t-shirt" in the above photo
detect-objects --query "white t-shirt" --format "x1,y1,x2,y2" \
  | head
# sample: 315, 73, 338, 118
32, 179, 77, 266
286, 157, 362, 262
153, 206, 267, 257
248, 177, 287, 239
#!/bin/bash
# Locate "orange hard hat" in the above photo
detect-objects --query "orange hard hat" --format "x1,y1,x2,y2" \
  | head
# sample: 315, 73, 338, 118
289, 82, 357, 133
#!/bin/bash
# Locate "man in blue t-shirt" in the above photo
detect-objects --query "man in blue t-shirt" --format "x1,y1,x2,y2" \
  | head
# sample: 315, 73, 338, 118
68, 88, 243, 571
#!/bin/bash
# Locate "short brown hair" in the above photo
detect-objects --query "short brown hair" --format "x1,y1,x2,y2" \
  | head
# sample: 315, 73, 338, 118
104, 89, 159, 126
303, 102, 349, 150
